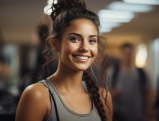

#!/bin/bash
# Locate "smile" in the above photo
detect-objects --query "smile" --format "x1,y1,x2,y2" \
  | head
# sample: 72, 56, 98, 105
72, 55, 91, 62
74, 56, 88, 60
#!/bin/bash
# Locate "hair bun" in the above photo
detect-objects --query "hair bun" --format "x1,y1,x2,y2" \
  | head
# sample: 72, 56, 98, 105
50, 0, 86, 21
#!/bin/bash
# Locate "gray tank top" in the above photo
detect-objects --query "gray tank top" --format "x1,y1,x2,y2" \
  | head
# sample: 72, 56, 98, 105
38, 79, 101, 121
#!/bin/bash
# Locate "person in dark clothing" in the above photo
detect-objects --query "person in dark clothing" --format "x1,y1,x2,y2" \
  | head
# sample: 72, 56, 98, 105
20, 23, 58, 90
0, 32, 11, 90
109, 43, 151, 121
31, 23, 58, 83
154, 76, 159, 121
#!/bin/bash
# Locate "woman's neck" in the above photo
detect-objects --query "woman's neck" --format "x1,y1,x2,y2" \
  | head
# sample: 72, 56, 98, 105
49, 61, 84, 94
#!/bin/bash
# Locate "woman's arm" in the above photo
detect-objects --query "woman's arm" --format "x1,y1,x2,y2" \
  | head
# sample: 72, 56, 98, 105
15, 83, 50, 121
99, 87, 113, 121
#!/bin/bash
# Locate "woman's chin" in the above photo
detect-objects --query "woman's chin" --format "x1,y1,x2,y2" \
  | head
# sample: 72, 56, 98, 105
73, 65, 89, 71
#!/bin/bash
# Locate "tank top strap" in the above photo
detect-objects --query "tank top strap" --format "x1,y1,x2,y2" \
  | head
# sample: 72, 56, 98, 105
39, 79, 57, 95
38, 79, 60, 121
38, 80, 49, 88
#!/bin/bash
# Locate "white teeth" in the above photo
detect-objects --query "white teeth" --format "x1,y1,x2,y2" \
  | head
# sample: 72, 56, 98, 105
75, 56, 88, 60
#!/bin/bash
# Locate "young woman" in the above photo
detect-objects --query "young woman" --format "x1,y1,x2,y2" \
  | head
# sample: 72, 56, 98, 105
15, 0, 113, 121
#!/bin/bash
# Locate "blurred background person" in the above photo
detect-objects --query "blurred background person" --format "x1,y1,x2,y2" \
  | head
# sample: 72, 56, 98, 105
0, 32, 12, 110
154, 76, 159, 121
108, 43, 151, 121
19, 23, 58, 92
31, 22, 58, 83
0, 33, 11, 89
0, 31, 17, 121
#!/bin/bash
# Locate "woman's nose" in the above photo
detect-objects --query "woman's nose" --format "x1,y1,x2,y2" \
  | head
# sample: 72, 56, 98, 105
78, 41, 89, 52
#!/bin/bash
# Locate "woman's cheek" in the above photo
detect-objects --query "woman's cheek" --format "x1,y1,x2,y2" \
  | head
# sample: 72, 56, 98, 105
91, 45, 98, 57
63, 42, 78, 55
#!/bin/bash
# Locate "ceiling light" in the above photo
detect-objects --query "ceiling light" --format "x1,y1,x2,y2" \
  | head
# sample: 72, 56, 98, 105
98, 10, 135, 19
99, 27, 112, 33
47, 0, 57, 5
44, 0, 57, 15
100, 23, 121, 28
136, 43, 147, 68
99, 23, 121, 33
123, 0, 159, 5
44, 5, 52, 15
107, 1, 154, 12
100, 18, 131, 23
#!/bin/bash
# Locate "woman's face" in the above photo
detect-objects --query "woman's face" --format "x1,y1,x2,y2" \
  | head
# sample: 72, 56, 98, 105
58, 19, 98, 71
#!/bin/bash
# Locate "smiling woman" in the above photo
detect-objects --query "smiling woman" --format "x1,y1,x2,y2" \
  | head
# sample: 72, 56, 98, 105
15, 0, 113, 121
55, 19, 98, 71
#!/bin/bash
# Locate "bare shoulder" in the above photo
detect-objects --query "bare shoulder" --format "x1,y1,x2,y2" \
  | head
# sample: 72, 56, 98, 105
19, 83, 49, 105
23, 83, 49, 97
98, 87, 113, 121
16, 83, 50, 121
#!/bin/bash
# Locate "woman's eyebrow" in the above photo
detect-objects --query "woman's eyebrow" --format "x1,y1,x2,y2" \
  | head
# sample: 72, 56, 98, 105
68, 33, 97, 37
68, 33, 82, 37
89, 35, 97, 37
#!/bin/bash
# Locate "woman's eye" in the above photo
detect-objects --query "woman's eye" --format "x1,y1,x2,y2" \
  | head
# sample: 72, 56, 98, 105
89, 39, 96, 43
70, 37, 79, 42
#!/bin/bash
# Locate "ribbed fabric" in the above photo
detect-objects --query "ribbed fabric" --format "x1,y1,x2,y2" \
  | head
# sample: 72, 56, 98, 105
38, 79, 101, 121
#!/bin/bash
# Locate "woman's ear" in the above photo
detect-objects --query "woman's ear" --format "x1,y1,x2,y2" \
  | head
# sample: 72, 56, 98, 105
50, 38, 60, 52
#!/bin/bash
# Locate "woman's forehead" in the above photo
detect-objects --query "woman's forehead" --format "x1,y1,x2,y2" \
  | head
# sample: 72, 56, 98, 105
63, 19, 98, 36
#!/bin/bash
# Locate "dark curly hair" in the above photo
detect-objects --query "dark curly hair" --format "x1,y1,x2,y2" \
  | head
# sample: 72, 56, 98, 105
42, 0, 110, 120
